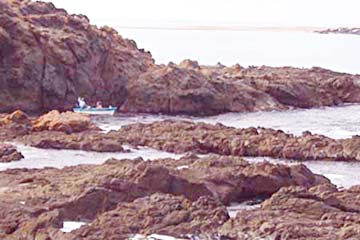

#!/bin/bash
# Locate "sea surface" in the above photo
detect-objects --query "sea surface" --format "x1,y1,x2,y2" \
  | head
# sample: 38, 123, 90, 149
119, 29, 360, 74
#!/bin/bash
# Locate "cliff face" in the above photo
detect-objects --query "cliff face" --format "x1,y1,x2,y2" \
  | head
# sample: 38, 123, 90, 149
2, 0, 360, 115
0, 0, 154, 112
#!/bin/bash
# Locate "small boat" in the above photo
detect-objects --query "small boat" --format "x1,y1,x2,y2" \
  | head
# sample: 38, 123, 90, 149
73, 107, 117, 115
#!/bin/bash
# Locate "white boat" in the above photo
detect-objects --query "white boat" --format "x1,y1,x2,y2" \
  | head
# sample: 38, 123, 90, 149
73, 107, 117, 115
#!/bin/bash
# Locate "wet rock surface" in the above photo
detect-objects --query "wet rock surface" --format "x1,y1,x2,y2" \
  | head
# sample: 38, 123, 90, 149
0, 155, 326, 239
2, 0, 360, 115
220, 183, 360, 239
0, 143, 23, 162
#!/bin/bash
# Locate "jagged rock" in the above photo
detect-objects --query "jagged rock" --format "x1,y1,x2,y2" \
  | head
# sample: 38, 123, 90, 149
17, 119, 360, 160
68, 193, 229, 240
220, 183, 360, 239
0, 155, 326, 238
114, 121, 360, 162
0, 0, 153, 112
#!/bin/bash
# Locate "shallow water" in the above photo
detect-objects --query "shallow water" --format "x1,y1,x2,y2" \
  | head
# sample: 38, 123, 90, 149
0, 144, 182, 171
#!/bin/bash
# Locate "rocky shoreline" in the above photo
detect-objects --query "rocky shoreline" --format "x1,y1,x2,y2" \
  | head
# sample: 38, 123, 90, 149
1, 0, 360, 239
0, 154, 328, 239
0, 110, 359, 239
2, 0, 360, 116
12, 115, 360, 162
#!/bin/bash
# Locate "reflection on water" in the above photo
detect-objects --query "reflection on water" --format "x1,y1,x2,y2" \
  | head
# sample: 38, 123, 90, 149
0, 144, 182, 171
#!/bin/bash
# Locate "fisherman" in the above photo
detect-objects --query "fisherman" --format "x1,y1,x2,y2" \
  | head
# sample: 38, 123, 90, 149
95, 101, 103, 109
77, 97, 87, 109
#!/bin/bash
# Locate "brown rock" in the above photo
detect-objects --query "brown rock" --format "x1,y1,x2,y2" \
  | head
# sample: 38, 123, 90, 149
0, 110, 31, 126
0, 110, 32, 140
0, 0, 153, 112
31, 110, 100, 133
0, 143, 23, 162
116, 121, 360, 161
0, 155, 326, 238
220, 184, 360, 239
69, 193, 229, 240
19, 131, 126, 152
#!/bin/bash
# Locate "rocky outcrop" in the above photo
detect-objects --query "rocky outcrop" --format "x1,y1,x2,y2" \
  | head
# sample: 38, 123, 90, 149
122, 63, 360, 115
220, 183, 360, 239
20, 130, 126, 152
2, 0, 360, 115
31, 110, 100, 133
69, 193, 229, 240
0, 155, 326, 239
0, 0, 154, 112
0, 110, 32, 140
0, 143, 23, 162
17, 119, 360, 160
316, 27, 360, 35
115, 121, 360, 162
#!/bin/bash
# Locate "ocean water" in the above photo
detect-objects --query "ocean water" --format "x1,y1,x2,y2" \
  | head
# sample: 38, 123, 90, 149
94, 104, 360, 139
119, 29, 360, 74
0, 144, 182, 171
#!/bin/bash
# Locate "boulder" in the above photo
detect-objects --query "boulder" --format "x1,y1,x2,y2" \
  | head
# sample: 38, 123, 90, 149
0, 143, 23, 163
31, 110, 100, 133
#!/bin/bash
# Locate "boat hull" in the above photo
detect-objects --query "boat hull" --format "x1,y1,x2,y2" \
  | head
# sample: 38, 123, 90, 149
73, 107, 117, 115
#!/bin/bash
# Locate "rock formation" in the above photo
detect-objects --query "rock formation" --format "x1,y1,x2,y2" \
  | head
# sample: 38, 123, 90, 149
2, 0, 360, 115
0, 143, 23, 162
10, 117, 360, 161
31, 110, 100, 133
221, 183, 360, 239
0, 0, 154, 112
0, 155, 327, 239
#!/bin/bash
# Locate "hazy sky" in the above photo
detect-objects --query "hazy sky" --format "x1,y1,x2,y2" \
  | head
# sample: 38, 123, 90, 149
43, 0, 360, 28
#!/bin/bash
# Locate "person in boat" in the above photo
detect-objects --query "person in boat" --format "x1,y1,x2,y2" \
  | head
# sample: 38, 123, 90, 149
95, 101, 103, 109
77, 97, 87, 109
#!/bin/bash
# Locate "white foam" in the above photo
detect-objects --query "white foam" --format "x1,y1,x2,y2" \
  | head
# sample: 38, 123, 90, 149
60, 221, 87, 233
